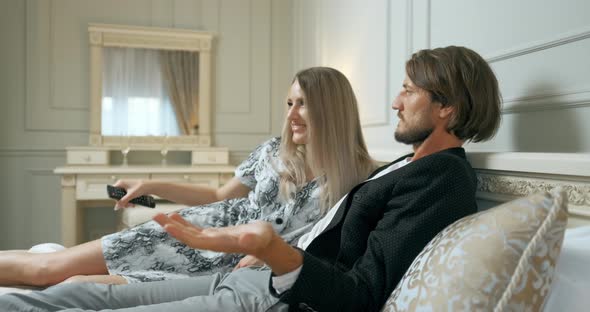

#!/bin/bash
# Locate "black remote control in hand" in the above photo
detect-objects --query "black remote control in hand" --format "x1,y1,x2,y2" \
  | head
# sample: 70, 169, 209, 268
107, 185, 156, 208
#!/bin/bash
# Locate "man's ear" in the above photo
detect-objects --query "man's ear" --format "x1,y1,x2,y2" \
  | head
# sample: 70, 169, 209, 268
438, 105, 454, 119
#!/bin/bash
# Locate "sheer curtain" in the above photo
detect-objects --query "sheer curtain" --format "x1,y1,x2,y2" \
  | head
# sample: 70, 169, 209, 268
101, 47, 180, 136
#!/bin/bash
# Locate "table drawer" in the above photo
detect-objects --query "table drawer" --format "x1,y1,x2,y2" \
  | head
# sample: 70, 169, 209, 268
76, 174, 149, 200
150, 173, 219, 188
191, 150, 229, 165
67, 150, 109, 165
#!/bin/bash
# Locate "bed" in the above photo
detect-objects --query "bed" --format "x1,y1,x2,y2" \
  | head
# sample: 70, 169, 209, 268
1, 152, 589, 312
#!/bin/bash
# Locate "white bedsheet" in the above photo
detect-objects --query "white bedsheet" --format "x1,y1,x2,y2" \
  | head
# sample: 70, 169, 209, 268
544, 225, 590, 311
0, 285, 37, 296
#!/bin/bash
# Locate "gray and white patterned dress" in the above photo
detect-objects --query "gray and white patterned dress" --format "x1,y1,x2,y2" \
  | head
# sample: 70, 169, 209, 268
101, 137, 322, 283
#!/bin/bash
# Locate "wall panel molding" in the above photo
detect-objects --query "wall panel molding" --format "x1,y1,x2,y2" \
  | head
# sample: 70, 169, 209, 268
150, 0, 174, 27
408, 0, 431, 54
486, 25, 590, 63
25, 0, 89, 132
216, 0, 252, 115
25, 168, 62, 245
405, 0, 413, 58
502, 88, 590, 113
291, 0, 301, 69
214, 0, 272, 135
467, 152, 590, 177
171, 0, 204, 29
2, 0, 289, 249
0, 149, 64, 157
28, 0, 88, 112
361, 0, 392, 128
315, 0, 323, 66
200, 0, 220, 33
24, 0, 276, 136
50, 0, 88, 111
291, 0, 321, 71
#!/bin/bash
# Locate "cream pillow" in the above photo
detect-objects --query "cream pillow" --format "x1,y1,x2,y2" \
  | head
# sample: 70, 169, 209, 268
382, 189, 568, 312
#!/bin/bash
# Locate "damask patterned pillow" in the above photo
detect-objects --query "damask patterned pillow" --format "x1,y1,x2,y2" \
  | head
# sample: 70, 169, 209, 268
383, 189, 568, 312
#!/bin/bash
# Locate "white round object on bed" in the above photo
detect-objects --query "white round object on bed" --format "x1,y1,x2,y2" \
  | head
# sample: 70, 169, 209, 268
28, 243, 66, 253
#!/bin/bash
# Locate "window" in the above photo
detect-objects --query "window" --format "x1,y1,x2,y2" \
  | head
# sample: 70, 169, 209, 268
101, 47, 180, 136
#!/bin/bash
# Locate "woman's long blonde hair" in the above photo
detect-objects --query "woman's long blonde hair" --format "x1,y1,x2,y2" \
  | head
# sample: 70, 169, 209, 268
279, 67, 376, 214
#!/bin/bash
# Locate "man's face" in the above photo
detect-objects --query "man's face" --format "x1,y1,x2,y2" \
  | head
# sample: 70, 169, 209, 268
391, 75, 437, 145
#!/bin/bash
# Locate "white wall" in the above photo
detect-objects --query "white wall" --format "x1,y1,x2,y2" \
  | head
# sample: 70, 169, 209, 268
291, 0, 590, 226
0, 0, 292, 249
292, 0, 409, 157
292, 0, 590, 156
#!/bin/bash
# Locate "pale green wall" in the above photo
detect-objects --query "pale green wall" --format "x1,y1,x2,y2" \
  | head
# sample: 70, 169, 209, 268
0, 0, 293, 249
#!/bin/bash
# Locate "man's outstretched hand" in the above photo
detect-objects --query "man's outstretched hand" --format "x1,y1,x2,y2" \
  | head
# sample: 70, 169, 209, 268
153, 212, 304, 275
153, 213, 274, 256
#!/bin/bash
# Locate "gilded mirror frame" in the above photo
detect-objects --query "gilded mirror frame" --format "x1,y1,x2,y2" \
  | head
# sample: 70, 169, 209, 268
88, 23, 213, 147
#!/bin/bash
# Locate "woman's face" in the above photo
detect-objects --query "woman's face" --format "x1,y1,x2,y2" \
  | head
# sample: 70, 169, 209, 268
286, 80, 309, 145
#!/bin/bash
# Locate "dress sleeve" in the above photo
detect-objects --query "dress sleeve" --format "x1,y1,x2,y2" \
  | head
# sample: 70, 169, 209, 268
234, 137, 281, 189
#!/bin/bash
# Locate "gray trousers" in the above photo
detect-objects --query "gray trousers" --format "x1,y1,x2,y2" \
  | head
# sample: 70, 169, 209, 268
0, 267, 288, 312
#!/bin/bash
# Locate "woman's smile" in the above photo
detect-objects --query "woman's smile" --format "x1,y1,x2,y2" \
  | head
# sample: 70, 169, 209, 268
291, 122, 307, 132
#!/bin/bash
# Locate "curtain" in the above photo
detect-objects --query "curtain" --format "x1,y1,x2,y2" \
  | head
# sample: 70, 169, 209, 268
159, 50, 200, 135
101, 47, 180, 136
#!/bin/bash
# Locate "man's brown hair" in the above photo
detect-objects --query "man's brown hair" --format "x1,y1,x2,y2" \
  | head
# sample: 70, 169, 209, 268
406, 46, 502, 142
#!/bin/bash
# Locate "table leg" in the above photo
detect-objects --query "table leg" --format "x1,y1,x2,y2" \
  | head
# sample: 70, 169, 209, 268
60, 175, 79, 247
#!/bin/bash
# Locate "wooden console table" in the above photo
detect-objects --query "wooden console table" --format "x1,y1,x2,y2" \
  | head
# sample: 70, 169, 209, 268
53, 165, 235, 247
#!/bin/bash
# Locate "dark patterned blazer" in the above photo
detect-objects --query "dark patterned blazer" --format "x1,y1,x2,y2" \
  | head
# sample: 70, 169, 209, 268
275, 147, 478, 312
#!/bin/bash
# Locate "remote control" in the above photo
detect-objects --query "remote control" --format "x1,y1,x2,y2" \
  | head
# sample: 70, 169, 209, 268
106, 185, 156, 208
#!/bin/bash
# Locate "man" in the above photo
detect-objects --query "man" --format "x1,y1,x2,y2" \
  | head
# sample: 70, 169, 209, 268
0, 46, 501, 311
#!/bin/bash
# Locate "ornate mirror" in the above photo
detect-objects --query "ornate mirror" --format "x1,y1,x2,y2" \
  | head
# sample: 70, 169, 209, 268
88, 23, 214, 148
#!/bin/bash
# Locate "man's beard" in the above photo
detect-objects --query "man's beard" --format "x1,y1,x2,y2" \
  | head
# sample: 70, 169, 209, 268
394, 125, 433, 145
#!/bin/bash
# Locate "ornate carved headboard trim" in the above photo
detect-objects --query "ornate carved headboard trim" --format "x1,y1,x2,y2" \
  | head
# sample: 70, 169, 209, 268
468, 152, 590, 221
371, 150, 590, 223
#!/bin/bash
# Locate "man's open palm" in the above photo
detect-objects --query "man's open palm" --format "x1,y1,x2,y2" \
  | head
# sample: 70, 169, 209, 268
153, 213, 275, 257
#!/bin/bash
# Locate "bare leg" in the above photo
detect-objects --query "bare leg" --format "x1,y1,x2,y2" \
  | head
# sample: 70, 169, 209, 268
0, 250, 27, 254
0, 239, 108, 287
60, 274, 127, 285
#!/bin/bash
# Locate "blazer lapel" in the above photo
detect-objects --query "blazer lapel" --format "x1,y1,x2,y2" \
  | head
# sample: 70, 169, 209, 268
321, 181, 368, 233
319, 154, 411, 234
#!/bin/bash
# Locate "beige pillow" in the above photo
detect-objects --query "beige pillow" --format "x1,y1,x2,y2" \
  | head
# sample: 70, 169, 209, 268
382, 189, 568, 312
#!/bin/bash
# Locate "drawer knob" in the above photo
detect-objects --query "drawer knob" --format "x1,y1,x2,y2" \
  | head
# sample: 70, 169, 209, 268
111, 175, 117, 181
84, 155, 91, 162
183, 175, 190, 180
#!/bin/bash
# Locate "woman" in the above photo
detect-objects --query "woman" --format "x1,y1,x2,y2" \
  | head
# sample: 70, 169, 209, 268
0, 67, 375, 286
